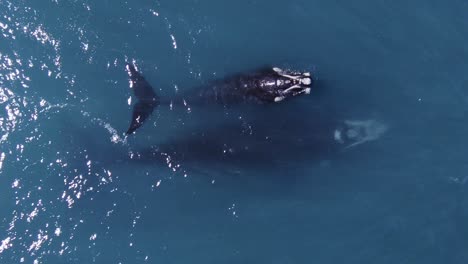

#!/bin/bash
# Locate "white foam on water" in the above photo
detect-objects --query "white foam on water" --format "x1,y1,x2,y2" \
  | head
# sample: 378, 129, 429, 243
82, 111, 128, 145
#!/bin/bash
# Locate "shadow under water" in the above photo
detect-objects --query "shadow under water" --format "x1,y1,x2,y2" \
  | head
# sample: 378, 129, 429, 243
127, 99, 386, 177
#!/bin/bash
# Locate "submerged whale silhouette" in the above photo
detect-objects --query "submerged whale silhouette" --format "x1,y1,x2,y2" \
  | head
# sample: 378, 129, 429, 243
125, 64, 313, 135
131, 109, 388, 171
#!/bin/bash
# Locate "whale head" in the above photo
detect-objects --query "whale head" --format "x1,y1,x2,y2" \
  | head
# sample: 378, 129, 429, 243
254, 68, 313, 103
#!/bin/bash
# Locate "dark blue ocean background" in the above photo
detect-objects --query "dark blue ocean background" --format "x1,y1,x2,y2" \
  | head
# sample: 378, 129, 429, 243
1, 0, 468, 263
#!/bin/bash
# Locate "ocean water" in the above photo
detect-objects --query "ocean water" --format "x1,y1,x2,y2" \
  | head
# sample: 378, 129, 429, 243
1, 0, 468, 263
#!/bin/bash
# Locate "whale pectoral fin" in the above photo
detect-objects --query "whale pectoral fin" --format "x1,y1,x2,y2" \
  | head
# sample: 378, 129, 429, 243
126, 101, 154, 135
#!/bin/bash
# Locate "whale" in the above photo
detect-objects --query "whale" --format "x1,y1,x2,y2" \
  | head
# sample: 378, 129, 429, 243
125, 64, 313, 135
131, 110, 388, 171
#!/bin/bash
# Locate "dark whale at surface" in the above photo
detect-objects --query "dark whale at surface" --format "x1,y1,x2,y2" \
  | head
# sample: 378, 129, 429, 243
124, 64, 313, 135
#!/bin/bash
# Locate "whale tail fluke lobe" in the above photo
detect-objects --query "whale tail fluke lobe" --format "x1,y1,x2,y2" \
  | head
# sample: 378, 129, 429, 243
125, 63, 159, 135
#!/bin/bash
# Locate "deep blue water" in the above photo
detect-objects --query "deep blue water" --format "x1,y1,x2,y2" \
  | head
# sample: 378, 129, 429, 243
1, 0, 468, 263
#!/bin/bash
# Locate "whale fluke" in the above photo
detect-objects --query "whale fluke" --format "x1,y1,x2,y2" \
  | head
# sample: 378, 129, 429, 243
125, 64, 159, 135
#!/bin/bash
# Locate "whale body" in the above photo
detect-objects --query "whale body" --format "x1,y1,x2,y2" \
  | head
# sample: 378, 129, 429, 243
125, 64, 313, 135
